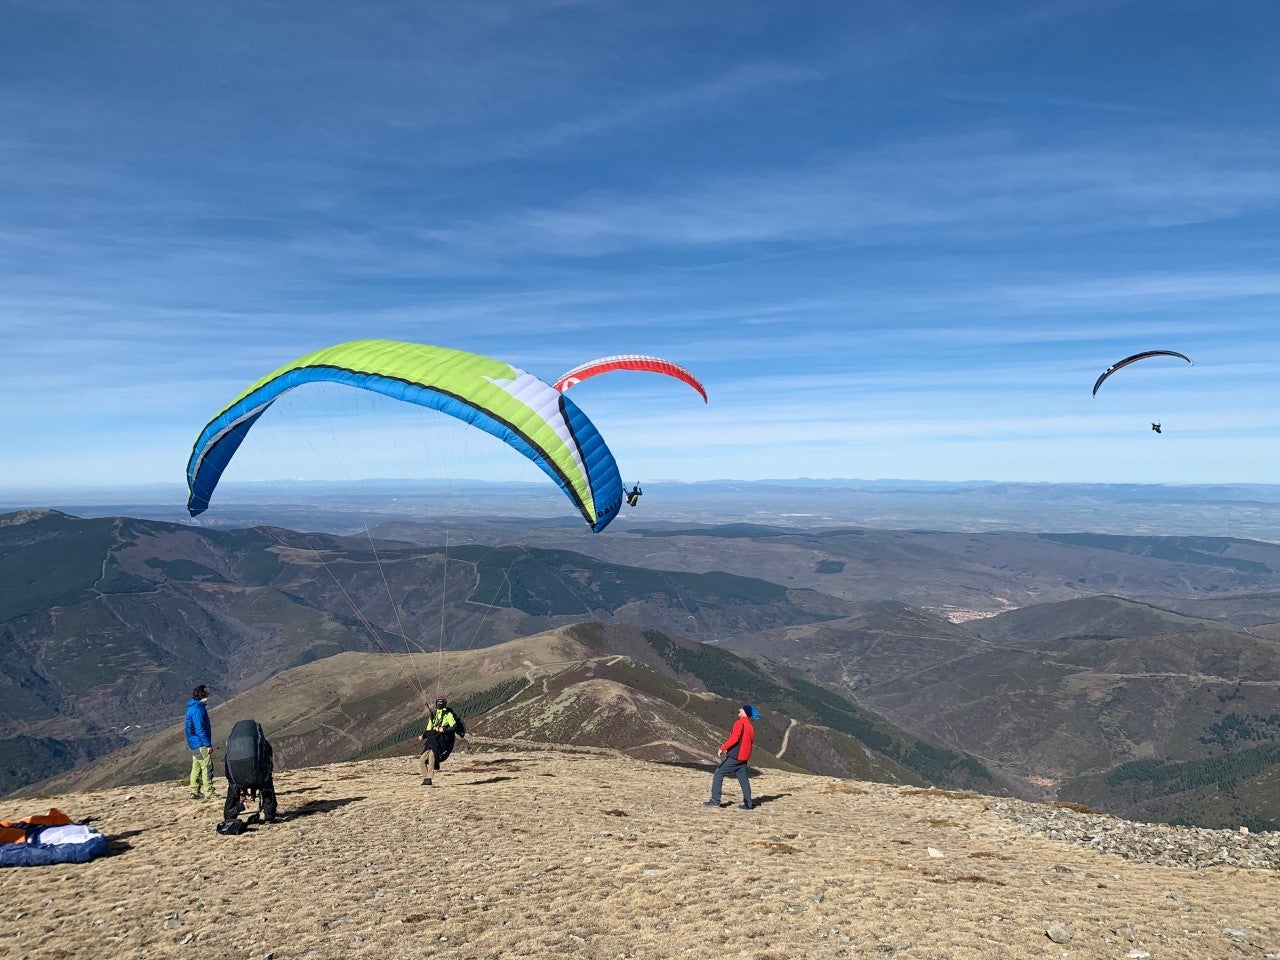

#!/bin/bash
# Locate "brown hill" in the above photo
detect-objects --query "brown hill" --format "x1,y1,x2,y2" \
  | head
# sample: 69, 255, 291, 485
0, 510, 861, 793
8, 510, 1276, 828
377, 521, 1280, 614
967, 594, 1218, 647
2, 746, 1276, 960
32, 624, 950, 797
1061, 742, 1280, 831
726, 602, 985, 691
1132, 591, 1280, 627
719, 595, 1280, 822
852, 620, 1280, 782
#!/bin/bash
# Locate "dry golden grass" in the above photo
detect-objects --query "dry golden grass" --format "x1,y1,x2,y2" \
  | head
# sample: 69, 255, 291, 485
2, 739, 1276, 960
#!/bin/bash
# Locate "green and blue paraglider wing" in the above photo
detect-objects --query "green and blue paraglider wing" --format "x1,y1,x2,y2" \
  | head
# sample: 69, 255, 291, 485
185, 340, 623, 532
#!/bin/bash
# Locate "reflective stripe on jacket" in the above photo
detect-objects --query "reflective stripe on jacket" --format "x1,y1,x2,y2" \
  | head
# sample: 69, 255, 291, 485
426, 708, 457, 730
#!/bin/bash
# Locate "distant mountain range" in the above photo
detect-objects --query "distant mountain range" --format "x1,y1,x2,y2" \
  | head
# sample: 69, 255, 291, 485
7, 477, 1280, 540
3, 506, 1278, 831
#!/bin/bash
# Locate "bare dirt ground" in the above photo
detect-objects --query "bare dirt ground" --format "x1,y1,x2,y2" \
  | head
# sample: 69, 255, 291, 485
3, 739, 1276, 960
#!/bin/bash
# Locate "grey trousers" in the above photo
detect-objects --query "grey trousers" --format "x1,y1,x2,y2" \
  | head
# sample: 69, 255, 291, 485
710, 755, 751, 806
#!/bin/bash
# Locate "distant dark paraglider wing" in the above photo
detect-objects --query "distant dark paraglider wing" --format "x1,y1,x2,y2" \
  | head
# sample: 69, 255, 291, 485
1091, 350, 1194, 397
552, 354, 708, 403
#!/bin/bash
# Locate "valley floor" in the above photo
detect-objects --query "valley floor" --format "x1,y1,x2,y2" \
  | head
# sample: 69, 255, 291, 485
1, 740, 1277, 960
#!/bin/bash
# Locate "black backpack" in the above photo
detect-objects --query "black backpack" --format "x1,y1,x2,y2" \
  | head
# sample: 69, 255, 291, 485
225, 719, 272, 788
448, 707, 466, 738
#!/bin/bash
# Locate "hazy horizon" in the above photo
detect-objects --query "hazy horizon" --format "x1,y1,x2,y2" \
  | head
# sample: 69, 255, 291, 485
7, 476, 1280, 543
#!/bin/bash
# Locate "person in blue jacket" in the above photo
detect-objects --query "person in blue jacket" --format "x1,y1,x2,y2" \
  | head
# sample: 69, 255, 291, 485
185, 684, 215, 800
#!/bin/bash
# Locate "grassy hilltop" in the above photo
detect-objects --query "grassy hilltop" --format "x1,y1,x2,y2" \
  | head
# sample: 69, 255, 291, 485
2, 744, 1276, 960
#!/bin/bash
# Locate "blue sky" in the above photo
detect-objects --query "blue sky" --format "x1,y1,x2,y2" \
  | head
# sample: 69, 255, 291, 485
4, 0, 1279, 497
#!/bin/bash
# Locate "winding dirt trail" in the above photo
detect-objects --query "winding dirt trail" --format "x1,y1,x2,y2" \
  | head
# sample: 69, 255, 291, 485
776, 717, 798, 759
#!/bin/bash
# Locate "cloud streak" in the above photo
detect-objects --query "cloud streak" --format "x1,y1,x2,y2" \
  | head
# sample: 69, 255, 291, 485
3, 2, 1280, 490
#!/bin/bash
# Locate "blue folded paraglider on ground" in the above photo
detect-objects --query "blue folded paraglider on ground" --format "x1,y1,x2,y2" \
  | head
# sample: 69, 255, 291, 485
0, 812, 108, 868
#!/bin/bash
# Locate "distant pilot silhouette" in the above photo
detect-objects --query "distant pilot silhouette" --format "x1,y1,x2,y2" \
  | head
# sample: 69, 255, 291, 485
1151, 422, 1162, 434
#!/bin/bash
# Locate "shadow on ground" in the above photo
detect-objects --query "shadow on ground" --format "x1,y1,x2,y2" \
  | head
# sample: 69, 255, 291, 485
286, 796, 365, 819
103, 828, 146, 857
702, 793, 789, 809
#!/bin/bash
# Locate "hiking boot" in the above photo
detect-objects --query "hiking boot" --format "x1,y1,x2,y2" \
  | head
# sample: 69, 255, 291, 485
422, 777, 433, 786
703, 799, 720, 807
738, 803, 753, 811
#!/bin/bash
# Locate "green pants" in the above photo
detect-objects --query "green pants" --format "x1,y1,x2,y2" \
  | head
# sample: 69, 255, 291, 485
189, 747, 213, 797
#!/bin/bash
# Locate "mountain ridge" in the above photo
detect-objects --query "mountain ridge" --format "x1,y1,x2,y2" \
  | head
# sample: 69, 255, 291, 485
28, 622, 991, 799
5, 508, 1279, 831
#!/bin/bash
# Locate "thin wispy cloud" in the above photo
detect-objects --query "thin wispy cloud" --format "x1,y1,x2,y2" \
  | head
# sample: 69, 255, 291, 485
427, 134, 1280, 256
941, 273, 1280, 311
940, 90, 1169, 118
448, 60, 828, 164
2, 1, 1278, 491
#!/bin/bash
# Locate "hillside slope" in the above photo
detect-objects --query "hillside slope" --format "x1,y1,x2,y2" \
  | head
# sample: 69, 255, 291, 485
7, 510, 1277, 827
375, 520, 1280, 616
1061, 742, 1280, 832
722, 595, 1280, 827
0, 510, 857, 792
31, 623, 991, 798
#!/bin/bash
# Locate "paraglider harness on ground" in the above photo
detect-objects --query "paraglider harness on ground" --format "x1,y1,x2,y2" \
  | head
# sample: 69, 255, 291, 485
217, 719, 277, 835
421, 707, 466, 769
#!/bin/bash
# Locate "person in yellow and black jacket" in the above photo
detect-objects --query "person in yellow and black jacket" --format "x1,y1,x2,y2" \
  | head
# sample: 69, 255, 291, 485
417, 696, 464, 786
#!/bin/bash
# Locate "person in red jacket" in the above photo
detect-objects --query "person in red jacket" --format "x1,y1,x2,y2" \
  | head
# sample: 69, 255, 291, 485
704, 704, 757, 810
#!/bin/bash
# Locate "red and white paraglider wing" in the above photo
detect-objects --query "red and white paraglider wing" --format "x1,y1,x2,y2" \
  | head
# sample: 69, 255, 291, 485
552, 354, 708, 402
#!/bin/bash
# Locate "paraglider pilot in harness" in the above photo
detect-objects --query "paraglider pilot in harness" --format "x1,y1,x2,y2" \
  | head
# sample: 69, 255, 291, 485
1151, 422, 1162, 434
221, 719, 278, 826
418, 696, 464, 786
625, 483, 642, 507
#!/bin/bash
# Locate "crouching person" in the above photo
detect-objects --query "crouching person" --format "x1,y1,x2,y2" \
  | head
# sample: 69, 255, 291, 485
222, 718, 278, 825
